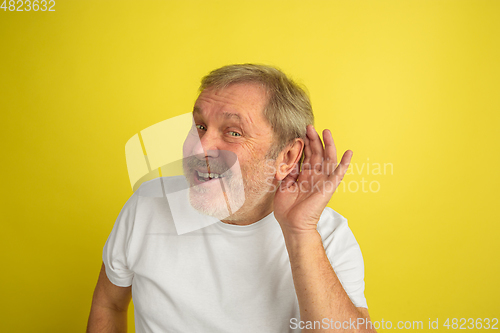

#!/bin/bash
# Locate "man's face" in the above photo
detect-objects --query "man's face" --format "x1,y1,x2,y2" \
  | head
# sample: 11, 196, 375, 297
182, 82, 278, 222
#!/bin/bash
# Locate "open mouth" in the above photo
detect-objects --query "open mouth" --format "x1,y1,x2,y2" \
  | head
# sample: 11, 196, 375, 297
195, 170, 224, 183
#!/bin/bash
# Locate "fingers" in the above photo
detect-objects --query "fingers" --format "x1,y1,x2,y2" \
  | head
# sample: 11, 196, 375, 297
302, 135, 312, 167
331, 150, 353, 184
304, 125, 323, 171
301, 125, 352, 185
323, 129, 337, 175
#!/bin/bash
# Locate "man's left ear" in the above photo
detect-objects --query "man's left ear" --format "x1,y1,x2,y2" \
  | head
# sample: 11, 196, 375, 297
275, 138, 304, 181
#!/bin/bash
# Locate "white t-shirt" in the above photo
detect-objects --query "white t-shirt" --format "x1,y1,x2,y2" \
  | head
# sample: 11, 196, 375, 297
103, 176, 367, 333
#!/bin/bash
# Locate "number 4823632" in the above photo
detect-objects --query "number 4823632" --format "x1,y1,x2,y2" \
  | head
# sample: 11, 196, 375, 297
1, 0, 56, 11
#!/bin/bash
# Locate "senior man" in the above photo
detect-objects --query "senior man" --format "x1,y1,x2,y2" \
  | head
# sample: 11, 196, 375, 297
87, 64, 375, 332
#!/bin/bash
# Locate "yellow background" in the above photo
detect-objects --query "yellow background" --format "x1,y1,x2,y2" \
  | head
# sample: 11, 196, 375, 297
1, 0, 499, 331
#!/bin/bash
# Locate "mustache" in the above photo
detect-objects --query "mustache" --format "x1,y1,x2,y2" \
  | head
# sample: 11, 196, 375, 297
184, 155, 233, 176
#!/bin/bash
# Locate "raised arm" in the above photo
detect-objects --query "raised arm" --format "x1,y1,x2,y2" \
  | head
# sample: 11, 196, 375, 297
274, 125, 375, 332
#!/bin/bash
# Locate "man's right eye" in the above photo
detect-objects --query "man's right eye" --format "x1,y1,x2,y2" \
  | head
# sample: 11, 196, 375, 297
196, 124, 207, 131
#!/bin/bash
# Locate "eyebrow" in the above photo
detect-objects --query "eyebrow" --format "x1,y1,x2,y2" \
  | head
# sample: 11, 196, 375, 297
193, 106, 242, 122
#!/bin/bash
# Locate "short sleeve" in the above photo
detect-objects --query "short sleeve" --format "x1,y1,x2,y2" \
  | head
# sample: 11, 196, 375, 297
102, 192, 139, 287
317, 208, 368, 309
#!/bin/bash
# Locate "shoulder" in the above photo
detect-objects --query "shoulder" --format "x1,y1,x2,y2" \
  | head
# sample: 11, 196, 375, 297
317, 208, 368, 308
316, 207, 361, 256
316, 207, 349, 239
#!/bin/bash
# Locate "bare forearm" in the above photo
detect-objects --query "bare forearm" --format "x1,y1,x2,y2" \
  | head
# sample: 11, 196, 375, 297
87, 305, 128, 333
283, 229, 372, 332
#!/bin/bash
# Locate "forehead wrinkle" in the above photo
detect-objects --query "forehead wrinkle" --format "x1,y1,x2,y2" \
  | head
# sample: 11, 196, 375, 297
222, 112, 241, 122
194, 84, 267, 131
193, 105, 249, 126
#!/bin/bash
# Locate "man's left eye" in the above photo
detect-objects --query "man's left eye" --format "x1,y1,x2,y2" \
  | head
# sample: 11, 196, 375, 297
228, 131, 241, 137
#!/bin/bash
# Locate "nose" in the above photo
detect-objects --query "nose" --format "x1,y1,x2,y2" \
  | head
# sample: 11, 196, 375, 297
193, 128, 220, 160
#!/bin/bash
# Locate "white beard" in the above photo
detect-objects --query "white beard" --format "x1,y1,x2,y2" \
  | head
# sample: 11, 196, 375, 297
183, 150, 278, 222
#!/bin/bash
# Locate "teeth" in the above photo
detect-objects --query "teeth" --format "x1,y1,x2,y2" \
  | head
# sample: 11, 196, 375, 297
197, 170, 223, 179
